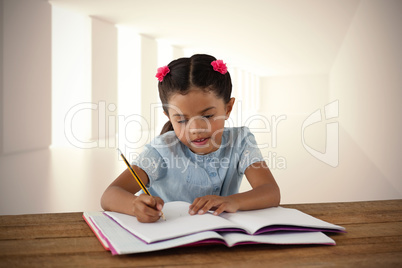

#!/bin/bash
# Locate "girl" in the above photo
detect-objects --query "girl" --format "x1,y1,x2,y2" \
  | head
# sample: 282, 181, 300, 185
101, 54, 280, 222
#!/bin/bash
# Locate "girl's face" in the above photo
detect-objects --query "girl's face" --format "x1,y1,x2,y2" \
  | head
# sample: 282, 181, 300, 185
166, 89, 235, 155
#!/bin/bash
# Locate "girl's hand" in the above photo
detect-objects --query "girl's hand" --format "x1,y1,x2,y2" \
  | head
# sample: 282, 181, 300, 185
188, 195, 240, 216
132, 194, 164, 223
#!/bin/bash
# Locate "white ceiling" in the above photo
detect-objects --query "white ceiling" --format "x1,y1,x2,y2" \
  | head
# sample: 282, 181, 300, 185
49, 0, 361, 76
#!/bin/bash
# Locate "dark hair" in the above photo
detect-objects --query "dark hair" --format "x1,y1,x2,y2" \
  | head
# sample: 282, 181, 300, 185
158, 54, 232, 135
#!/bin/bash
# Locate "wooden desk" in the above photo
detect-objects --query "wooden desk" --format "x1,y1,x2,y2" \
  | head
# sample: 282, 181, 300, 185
1, 200, 401, 267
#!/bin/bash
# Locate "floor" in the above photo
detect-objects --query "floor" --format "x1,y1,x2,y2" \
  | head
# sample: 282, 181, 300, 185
0, 146, 125, 215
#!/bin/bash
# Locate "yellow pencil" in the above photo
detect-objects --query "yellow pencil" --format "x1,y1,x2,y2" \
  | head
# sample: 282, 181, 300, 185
117, 148, 166, 221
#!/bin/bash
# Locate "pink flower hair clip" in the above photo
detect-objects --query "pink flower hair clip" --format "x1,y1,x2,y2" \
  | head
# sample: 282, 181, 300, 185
156, 66, 170, 82
211, 59, 227, 74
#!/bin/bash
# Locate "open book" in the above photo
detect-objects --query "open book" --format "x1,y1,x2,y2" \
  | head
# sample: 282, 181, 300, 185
103, 201, 344, 243
84, 211, 338, 255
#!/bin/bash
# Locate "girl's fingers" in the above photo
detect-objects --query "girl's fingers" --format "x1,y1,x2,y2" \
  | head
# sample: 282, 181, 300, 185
154, 197, 165, 211
189, 197, 206, 215
198, 200, 215, 215
189, 196, 220, 215
134, 195, 164, 222
189, 196, 238, 216
212, 204, 227, 216
140, 194, 156, 207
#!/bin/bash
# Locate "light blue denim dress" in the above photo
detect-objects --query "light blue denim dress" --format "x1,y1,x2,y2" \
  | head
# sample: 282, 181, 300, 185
132, 127, 264, 203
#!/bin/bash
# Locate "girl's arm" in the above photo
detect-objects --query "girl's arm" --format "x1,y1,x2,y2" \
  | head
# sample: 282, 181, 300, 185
101, 166, 164, 222
189, 161, 280, 215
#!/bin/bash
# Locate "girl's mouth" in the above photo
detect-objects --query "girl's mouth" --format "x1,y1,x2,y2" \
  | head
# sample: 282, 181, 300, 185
191, 137, 210, 146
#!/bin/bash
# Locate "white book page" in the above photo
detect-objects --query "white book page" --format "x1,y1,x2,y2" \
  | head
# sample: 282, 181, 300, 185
89, 213, 335, 255
221, 231, 335, 247
90, 213, 224, 255
105, 201, 237, 243
220, 207, 345, 234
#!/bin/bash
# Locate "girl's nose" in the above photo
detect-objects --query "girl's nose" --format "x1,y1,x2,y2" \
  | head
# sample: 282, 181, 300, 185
189, 127, 207, 135
188, 117, 209, 134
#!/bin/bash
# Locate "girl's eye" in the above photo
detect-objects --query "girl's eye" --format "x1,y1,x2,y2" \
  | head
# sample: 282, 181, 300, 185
177, 115, 213, 124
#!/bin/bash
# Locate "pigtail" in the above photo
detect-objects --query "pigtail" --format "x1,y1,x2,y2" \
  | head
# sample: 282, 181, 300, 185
160, 121, 174, 135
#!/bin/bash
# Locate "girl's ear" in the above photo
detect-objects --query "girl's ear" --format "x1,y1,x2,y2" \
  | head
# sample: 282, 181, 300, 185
225, 98, 235, 119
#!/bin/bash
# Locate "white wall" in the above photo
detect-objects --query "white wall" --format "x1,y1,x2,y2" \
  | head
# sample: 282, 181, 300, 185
0, 0, 3, 155
257, 0, 402, 204
257, 75, 333, 203
1, 0, 51, 154
172, 46, 184, 61
140, 36, 158, 137
116, 33, 161, 155
52, 5, 91, 147
53, 12, 118, 148
329, 0, 402, 198
91, 17, 118, 143
262, 74, 329, 115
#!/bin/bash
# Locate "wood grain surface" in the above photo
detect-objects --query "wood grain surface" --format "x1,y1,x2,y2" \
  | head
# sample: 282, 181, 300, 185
1, 200, 401, 267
